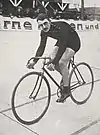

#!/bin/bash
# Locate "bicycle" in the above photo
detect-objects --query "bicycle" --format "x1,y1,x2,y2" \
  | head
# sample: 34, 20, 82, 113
11, 56, 94, 125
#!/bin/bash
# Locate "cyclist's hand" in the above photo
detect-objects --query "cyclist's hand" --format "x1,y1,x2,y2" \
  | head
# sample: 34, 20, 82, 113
46, 63, 55, 71
46, 58, 52, 65
27, 61, 36, 69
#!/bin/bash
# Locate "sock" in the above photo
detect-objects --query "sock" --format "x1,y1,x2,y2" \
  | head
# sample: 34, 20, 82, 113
63, 86, 69, 93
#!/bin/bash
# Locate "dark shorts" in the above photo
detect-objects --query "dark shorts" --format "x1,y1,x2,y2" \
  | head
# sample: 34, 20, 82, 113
68, 32, 81, 52
55, 32, 81, 53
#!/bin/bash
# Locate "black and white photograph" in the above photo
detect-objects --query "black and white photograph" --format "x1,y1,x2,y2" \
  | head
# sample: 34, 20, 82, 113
0, 0, 100, 135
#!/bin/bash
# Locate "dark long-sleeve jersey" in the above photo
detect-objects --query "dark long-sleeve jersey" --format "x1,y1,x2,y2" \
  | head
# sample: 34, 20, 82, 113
35, 21, 81, 65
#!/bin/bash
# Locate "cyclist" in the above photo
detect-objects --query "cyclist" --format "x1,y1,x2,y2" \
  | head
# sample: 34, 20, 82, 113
27, 13, 81, 103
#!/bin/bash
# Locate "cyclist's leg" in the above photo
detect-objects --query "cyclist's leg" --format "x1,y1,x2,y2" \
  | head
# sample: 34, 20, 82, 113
49, 46, 62, 74
49, 46, 75, 84
58, 47, 75, 87
56, 47, 75, 102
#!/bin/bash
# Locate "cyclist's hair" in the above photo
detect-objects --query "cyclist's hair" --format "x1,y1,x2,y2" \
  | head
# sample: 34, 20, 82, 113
37, 13, 50, 22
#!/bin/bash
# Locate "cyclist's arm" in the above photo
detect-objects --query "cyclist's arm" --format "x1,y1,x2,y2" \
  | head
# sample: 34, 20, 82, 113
34, 34, 47, 63
52, 39, 66, 65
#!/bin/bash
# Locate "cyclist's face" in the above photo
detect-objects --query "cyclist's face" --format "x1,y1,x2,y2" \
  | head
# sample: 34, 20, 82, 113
38, 19, 51, 32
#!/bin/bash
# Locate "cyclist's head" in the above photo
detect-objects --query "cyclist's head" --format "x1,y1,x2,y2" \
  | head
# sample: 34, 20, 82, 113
37, 13, 51, 32
37, 13, 50, 21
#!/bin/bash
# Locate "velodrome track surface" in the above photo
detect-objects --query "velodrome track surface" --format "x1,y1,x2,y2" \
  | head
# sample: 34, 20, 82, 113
0, 25, 100, 135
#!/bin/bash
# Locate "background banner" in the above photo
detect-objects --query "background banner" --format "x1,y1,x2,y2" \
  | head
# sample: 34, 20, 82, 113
0, 16, 100, 31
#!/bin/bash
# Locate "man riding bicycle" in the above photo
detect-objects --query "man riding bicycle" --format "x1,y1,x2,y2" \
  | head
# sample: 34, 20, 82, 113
27, 13, 81, 103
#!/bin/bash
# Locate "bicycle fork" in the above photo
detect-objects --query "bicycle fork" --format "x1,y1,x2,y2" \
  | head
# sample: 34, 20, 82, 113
29, 72, 44, 100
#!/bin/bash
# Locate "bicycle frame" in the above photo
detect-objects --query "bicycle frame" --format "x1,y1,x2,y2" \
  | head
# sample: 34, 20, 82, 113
29, 56, 86, 99
43, 67, 62, 89
68, 59, 86, 91
41, 57, 86, 92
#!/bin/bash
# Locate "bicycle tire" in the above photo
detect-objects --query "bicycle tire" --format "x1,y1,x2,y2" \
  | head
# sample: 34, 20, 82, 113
69, 62, 94, 105
11, 72, 51, 125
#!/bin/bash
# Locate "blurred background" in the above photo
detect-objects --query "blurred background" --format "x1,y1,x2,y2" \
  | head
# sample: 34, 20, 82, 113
0, 0, 100, 21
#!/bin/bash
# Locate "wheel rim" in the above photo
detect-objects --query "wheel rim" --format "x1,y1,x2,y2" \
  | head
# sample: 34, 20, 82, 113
69, 63, 94, 105
12, 72, 50, 125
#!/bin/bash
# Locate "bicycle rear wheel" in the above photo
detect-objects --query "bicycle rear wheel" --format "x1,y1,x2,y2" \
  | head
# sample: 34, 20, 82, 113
69, 62, 94, 105
11, 72, 51, 125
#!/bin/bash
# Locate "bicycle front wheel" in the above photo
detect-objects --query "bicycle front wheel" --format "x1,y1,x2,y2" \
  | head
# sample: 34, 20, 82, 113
11, 72, 51, 125
69, 62, 94, 105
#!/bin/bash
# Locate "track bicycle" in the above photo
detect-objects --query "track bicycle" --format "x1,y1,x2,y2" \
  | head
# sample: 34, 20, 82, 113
11, 56, 94, 125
